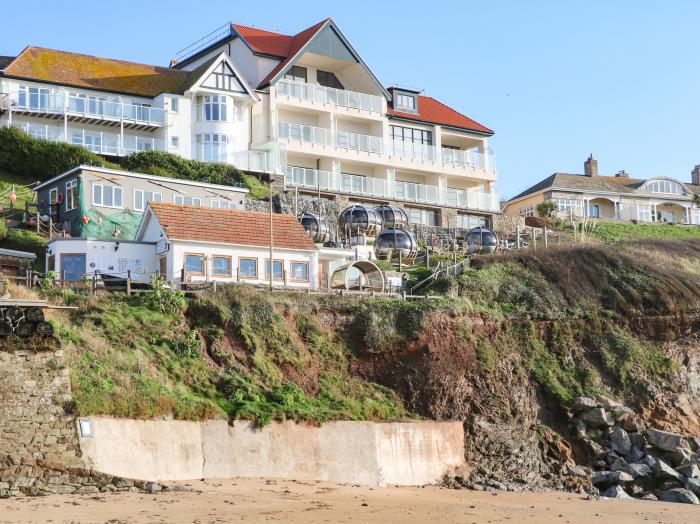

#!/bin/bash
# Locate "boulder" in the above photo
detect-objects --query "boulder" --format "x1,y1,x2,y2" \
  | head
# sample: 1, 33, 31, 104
584, 440, 607, 460
688, 436, 700, 452
626, 446, 645, 464
653, 459, 685, 483
572, 396, 598, 412
610, 457, 628, 472
602, 485, 631, 499
592, 470, 634, 488
641, 493, 658, 501
645, 429, 686, 452
676, 462, 700, 479
618, 413, 644, 433
575, 418, 587, 437
685, 477, 700, 497
611, 428, 632, 456
580, 408, 616, 428
591, 394, 621, 410
660, 488, 699, 505
629, 433, 645, 449
623, 463, 652, 480
665, 448, 694, 467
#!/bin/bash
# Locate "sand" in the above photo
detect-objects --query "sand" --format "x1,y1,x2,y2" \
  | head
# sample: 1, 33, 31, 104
0, 478, 697, 523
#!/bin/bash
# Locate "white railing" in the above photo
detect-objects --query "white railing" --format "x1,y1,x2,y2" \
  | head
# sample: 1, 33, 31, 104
284, 166, 334, 191
340, 173, 386, 198
276, 79, 383, 114
395, 181, 440, 205
277, 121, 495, 171
7, 90, 165, 126
233, 150, 279, 174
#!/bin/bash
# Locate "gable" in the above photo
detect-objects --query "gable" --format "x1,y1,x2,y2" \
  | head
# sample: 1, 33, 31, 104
305, 25, 357, 63
200, 61, 246, 92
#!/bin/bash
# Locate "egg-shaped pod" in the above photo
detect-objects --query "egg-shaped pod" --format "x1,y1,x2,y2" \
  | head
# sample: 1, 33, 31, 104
374, 228, 418, 265
338, 204, 382, 238
466, 227, 498, 255
375, 204, 409, 230
298, 213, 330, 243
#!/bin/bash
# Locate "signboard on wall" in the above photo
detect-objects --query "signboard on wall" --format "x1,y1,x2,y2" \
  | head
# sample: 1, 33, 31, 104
156, 238, 170, 255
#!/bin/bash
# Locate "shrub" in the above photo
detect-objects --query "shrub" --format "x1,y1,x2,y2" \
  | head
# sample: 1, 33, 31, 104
536, 200, 558, 218
143, 275, 186, 316
0, 126, 115, 181
0, 219, 7, 241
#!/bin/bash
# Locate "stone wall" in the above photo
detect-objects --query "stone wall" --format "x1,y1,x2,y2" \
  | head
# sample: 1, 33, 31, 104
0, 348, 81, 467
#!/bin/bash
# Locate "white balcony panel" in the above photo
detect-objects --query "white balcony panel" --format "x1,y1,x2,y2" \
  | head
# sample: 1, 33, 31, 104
277, 79, 383, 114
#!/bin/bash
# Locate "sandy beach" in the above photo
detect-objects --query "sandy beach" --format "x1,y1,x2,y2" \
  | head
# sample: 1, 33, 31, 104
0, 478, 697, 524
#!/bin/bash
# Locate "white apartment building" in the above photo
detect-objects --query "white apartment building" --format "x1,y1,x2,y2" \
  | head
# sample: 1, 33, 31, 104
0, 18, 499, 228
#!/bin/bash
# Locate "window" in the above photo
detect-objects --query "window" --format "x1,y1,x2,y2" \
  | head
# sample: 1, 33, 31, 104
184, 254, 204, 275
212, 256, 232, 276
170, 98, 179, 113
265, 259, 284, 280
174, 195, 201, 206
135, 138, 154, 152
72, 131, 102, 153
134, 190, 163, 211
170, 136, 179, 148
284, 65, 307, 83
70, 94, 106, 116
196, 95, 228, 121
60, 254, 86, 281
196, 134, 229, 162
644, 179, 685, 195
519, 206, 534, 218
317, 70, 343, 89
290, 261, 309, 282
132, 103, 152, 122
18, 86, 50, 111
406, 208, 437, 226
457, 214, 487, 229
49, 188, 58, 206
65, 180, 78, 211
390, 125, 432, 145
239, 258, 258, 279
396, 93, 416, 111
554, 199, 584, 217
586, 204, 600, 218
210, 200, 236, 209
92, 184, 123, 209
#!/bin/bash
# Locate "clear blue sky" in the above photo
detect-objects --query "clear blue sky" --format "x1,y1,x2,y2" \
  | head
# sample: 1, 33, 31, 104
3, 0, 699, 199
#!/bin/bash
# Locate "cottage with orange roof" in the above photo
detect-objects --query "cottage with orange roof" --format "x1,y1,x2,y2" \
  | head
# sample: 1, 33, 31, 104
2, 17, 499, 231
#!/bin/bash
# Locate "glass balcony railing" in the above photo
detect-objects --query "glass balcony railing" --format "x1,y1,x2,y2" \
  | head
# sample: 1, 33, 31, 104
395, 181, 440, 205
277, 79, 383, 114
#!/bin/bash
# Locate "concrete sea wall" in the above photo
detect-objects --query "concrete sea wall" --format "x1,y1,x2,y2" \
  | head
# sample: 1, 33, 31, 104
78, 418, 465, 486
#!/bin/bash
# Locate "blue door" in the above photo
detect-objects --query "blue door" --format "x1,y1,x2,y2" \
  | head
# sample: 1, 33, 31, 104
61, 254, 86, 281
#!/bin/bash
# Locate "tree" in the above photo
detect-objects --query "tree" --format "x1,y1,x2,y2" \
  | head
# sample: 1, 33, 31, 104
536, 200, 558, 218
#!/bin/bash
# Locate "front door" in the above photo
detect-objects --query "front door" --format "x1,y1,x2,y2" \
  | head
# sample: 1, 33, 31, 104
60, 254, 86, 281
658, 210, 676, 224
159, 256, 168, 278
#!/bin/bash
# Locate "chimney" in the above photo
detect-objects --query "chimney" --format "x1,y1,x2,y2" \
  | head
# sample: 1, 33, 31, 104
614, 170, 629, 178
692, 165, 700, 186
584, 154, 598, 177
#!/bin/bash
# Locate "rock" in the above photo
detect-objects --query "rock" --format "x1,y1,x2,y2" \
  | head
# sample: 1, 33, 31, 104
575, 419, 587, 437
641, 493, 658, 501
645, 429, 686, 452
610, 457, 628, 472
602, 485, 631, 499
572, 397, 598, 412
688, 437, 700, 452
591, 394, 621, 410
623, 463, 652, 479
606, 453, 621, 466
592, 470, 634, 488
642, 455, 658, 469
657, 479, 683, 491
627, 446, 645, 463
611, 428, 632, 456
654, 459, 685, 483
567, 465, 588, 477
618, 413, 644, 433
660, 488, 700, 505
584, 440, 607, 460
629, 433, 645, 449
580, 408, 616, 428
684, 477, 700, 497
665, 448, 694, 467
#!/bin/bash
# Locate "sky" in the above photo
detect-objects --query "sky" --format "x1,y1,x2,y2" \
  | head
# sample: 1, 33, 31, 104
2, 0, 699, 199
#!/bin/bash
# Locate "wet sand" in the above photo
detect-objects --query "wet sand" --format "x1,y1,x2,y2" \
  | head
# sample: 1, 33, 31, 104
1, 478, 696, 523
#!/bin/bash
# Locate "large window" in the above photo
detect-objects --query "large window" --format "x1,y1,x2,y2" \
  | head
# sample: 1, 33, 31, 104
132, 103, 152, 122
265, 259, 284, 280
196, 95, 228, 121
212, 256, 232, 277
406, 208, 436, 226
196, 134, 229, 162
174, 195, 201, 206
92, 184, 123, 209
457, 214, 487, 229
554, 199, 584, 217
395, 93, 416, 111
134, 190, 163, 211
18, 86, 50, 111
65, 179, 78, 211
210, 200, 236, 209
49, 188, 58, 206
239, 258, 258, 279
519, 206, 534, 218
586, 204, 600, 218
70, 93, 106, 115
317, 70, 343, 89
390, 125, 432, 145
290, 261, 309, 282
644, 179, 685, 195
284, 65, 307, 83
184, 254, 204, 275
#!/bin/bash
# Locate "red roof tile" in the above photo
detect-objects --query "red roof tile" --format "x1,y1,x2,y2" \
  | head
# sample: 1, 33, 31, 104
387, 89, 494, 135
233, 19, 330, 88
149, 203, 316, 251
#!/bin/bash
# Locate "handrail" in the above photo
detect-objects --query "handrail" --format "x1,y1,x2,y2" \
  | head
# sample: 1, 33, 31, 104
409, 258, 470, 295
175, 22, 233, 61
276, 79, 383, 114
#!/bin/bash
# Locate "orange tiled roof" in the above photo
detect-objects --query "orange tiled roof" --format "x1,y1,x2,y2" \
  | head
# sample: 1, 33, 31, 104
233, 19, 330, 88
149, 203, 316, 251
2, 47, 191, 97
387, 89, 494, 135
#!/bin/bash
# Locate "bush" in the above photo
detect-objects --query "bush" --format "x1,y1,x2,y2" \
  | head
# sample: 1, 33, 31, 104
143, 275, 186, 316
0, 126, 115, 181
536, 200, 558, 218
0, 219, 6, 241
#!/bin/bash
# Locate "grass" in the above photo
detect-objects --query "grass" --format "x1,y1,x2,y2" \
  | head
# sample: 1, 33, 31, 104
0, 169, 36, 218
0, 228, 47, 271
590, 221, 700, 243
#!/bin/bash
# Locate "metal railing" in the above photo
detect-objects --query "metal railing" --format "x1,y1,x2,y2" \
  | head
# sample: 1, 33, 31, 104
7, 90, 165, 126
340, 173, 386, 198
277, 121, 334, 147
395, 181, 440, 205
277, 79, 383, 114
175, 21, 233, 62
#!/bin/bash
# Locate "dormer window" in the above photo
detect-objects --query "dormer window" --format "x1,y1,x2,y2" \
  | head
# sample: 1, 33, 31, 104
396, 93, 416, 111
643, 179, 686, 195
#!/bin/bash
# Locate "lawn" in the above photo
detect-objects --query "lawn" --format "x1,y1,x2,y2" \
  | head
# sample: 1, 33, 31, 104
0, 169, 37, 220
590, 221, 700, 243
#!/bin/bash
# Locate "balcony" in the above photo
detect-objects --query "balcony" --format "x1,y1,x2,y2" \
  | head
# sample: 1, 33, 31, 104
276, 79, 383, 115
277, 121, 496, 176
283, 165, 499, 212
5, 90, 165, 131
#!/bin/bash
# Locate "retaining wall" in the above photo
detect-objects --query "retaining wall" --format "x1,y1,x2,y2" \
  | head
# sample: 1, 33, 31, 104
78, 418, 465, 486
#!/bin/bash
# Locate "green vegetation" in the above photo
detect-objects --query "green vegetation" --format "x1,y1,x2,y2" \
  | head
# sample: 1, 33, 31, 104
0, 228, 47, 270
0, 169, 36, 218
536, 200, 557, 218
590, 221, 700, 243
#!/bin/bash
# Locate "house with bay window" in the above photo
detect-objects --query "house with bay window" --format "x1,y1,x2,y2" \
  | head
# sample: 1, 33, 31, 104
503, 155, 700, 225
1, 17, 499, 229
